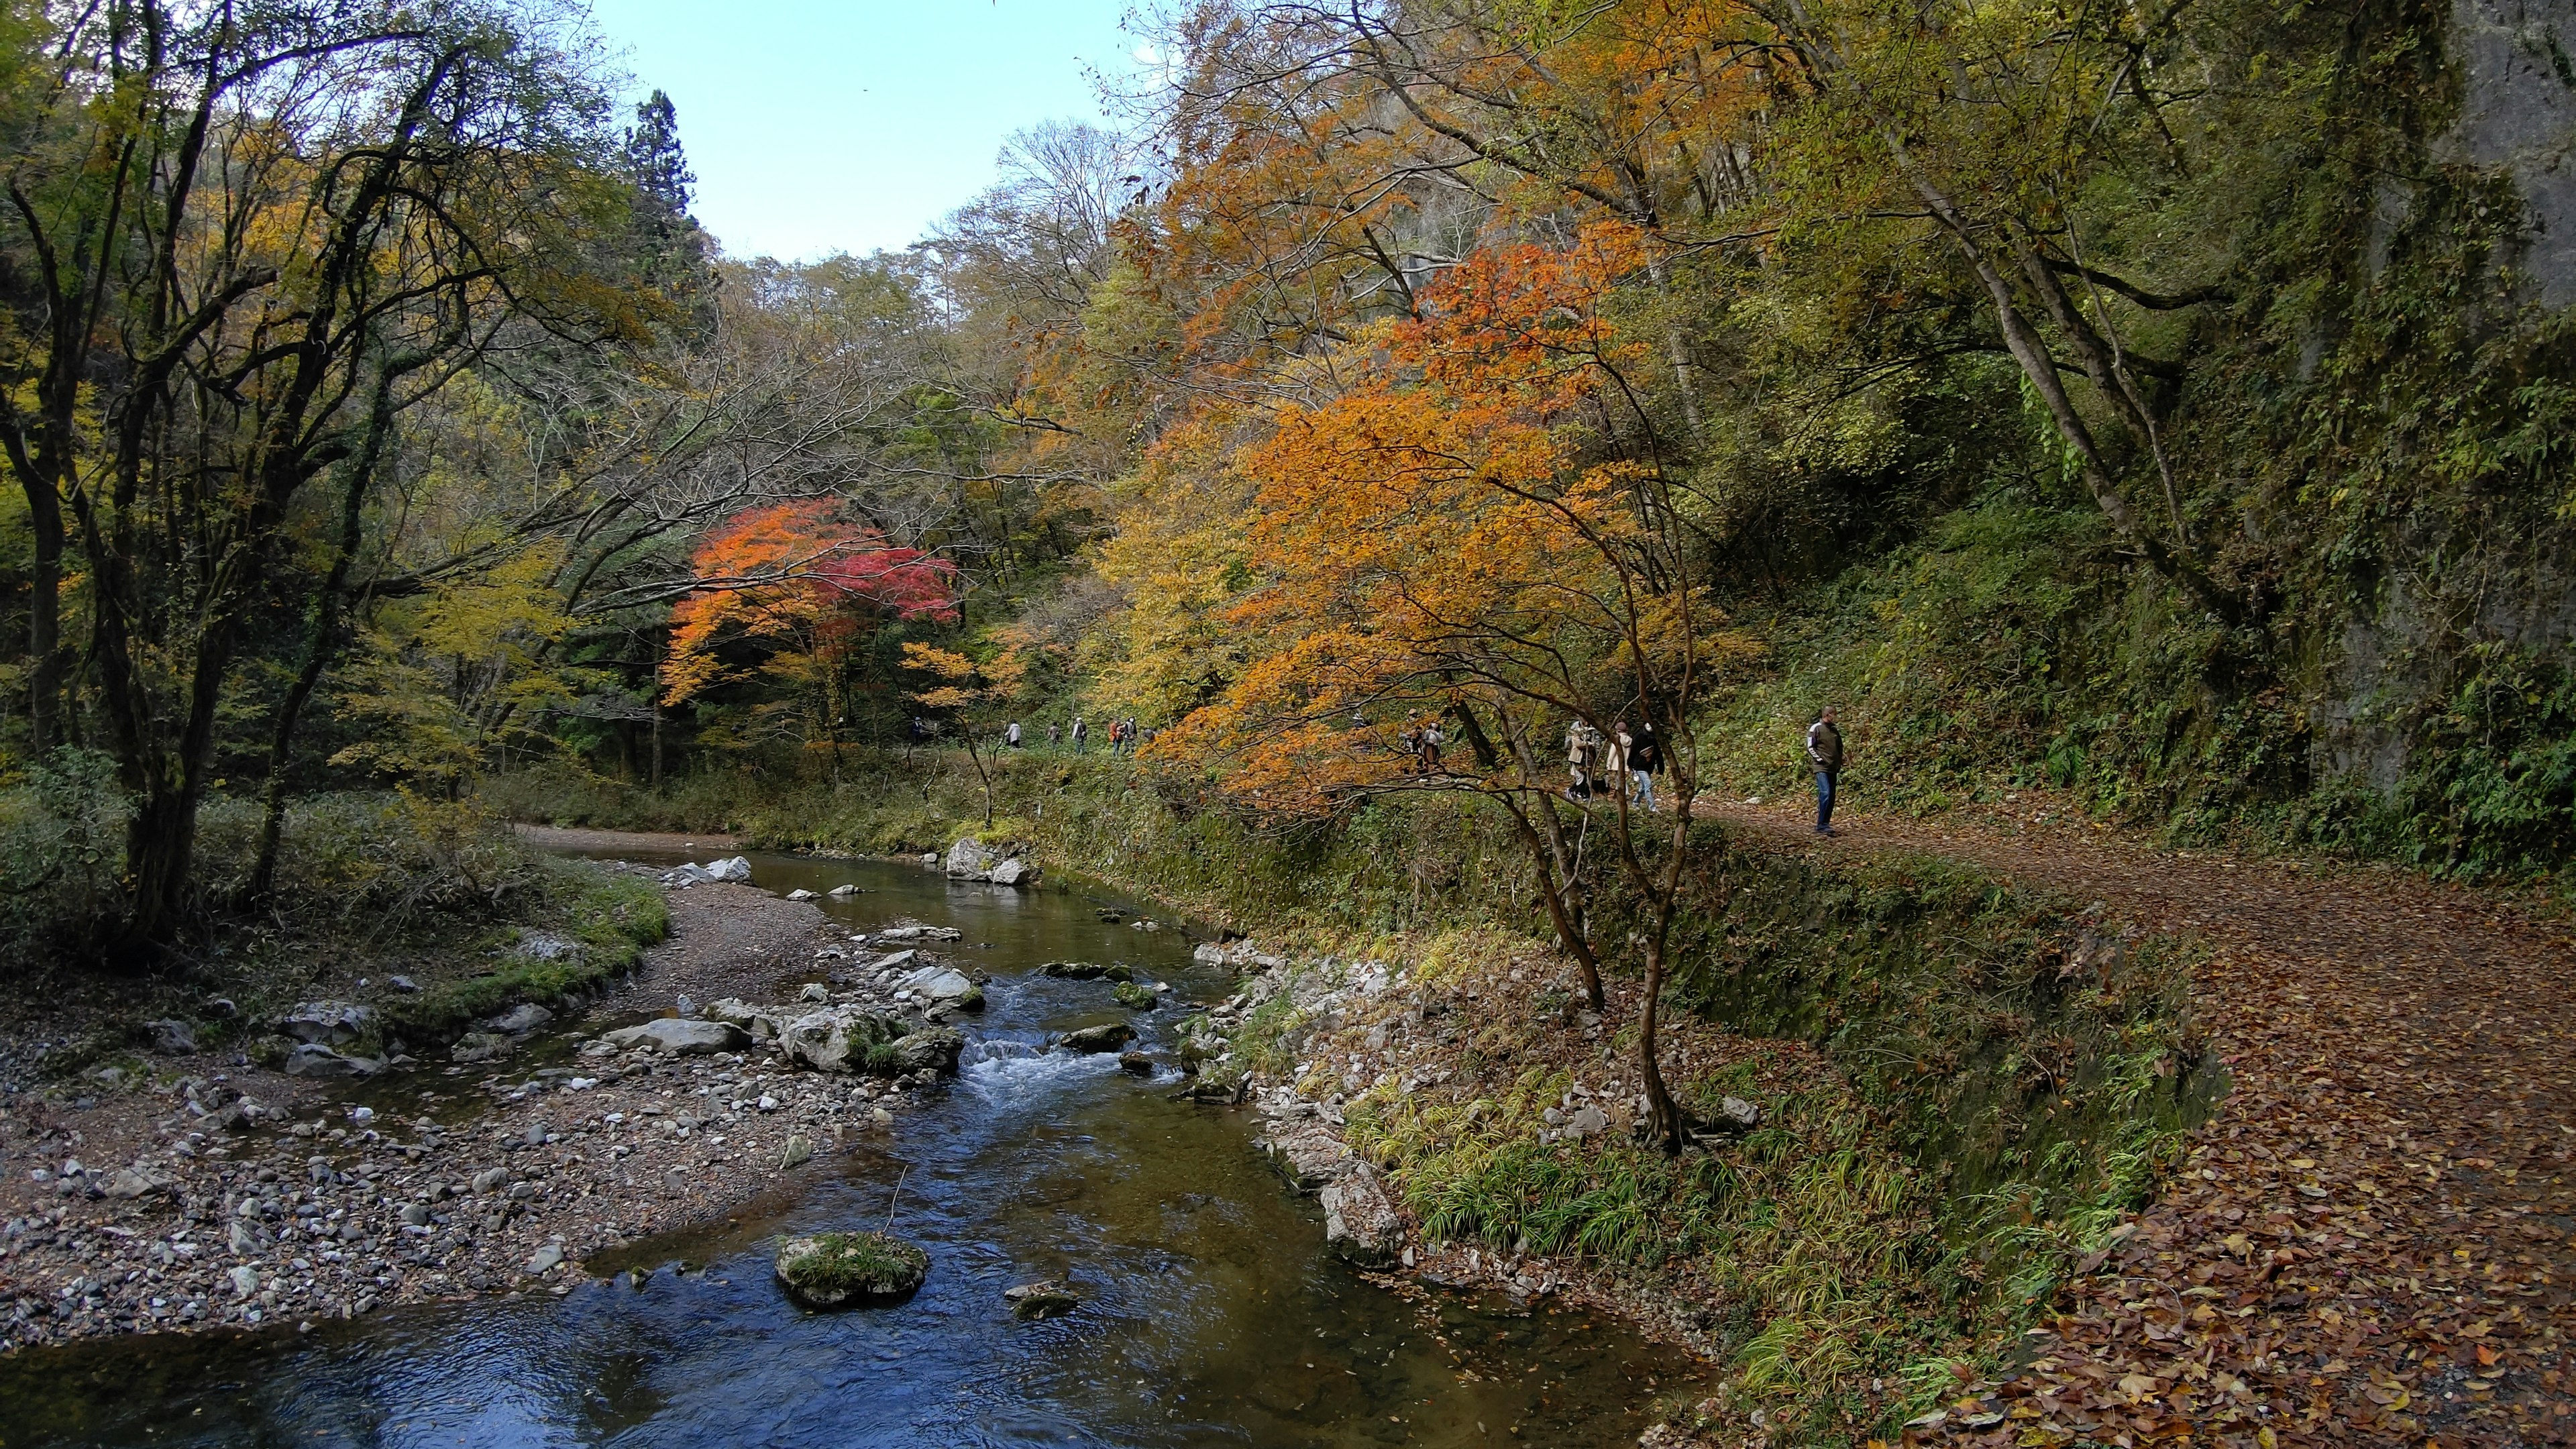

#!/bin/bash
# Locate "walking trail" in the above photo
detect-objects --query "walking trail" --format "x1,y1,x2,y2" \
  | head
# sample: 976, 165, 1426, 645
1706, 798, 2575, 1448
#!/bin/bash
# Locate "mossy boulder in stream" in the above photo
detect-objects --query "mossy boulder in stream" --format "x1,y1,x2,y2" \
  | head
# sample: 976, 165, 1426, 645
1110, 981, 1156, 1011
1059, 1022, 1133, 1053
773, 1231, 928, 1309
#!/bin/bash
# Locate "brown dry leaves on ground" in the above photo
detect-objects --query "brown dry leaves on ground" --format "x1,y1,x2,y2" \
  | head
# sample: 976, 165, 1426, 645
1709, 799, 2576, 1448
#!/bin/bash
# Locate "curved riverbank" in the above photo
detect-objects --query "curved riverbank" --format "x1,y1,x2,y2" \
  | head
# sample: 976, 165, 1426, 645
1, 862, 926, 1347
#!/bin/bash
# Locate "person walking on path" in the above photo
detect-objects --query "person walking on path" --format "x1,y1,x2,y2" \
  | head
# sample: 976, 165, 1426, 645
1006, 721, 1022, 749
1566, 718, 1602, 799
1603, 719, 1630, 802
1071, 716, 1088, 752
1625, 718, 1660, 812
1806, 706, 1843, 835
1047, 723, 1060, 747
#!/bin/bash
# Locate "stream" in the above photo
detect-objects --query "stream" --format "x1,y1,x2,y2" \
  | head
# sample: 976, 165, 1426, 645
1, 848, 1702, 1446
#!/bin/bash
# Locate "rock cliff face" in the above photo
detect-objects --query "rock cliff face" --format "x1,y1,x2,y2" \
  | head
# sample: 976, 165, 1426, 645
2449, 0, 2576, 307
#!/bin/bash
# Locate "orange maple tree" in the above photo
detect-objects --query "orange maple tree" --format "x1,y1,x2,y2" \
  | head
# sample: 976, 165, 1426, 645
1150, 223, 1739, 1150
661, 501, 959, 743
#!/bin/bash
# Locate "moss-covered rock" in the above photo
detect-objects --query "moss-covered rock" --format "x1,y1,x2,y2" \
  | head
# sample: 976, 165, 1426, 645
773, 1231, 928, 1309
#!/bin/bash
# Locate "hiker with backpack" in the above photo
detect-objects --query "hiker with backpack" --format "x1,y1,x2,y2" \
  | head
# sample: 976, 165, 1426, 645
1624, 718, 1661, 812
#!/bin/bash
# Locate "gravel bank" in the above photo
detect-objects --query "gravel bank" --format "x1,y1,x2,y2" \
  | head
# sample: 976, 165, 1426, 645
0, 858, 967, 1351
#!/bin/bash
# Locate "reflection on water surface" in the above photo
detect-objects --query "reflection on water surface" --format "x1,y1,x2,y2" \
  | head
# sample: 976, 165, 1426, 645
0, 850, 1701, 1446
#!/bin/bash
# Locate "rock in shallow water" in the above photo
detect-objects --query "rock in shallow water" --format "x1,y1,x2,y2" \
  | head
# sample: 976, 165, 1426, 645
451, 1030, 514, 1063
773, 1232, 928, 1309
283, 1043, 382, 1078
1004, 1278, 1079, 1320
1059, 1023, 1134, 1053
486, 1002, 553, 1035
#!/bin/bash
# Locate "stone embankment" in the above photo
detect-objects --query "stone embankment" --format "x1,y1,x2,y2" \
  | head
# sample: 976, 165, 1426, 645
1187, 940, 1694, 1316
0, 863, 991, 1352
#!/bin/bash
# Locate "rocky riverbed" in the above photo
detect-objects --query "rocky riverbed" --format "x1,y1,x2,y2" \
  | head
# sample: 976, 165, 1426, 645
0, 867, 1002, 1350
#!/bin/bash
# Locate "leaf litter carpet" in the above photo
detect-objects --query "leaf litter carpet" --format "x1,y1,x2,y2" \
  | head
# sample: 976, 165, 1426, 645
1711, 801, 2575, 1446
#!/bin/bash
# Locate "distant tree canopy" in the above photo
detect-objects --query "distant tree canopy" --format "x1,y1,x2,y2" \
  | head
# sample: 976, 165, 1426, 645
4, 0, 2570, 957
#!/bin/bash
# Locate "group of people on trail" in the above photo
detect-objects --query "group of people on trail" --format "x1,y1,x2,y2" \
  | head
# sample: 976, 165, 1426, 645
983, 696, 1849, 836
1565, 716, 1664, 812
1400, 717, 1446, 772
1554, 704, 1843, 835
1000, 715, 1144, 753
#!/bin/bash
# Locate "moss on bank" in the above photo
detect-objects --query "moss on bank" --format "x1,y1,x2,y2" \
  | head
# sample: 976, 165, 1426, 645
376, 865, 668, 1047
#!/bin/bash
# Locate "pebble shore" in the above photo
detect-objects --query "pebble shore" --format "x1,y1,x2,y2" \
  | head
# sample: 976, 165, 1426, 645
0, 869, 952, 1351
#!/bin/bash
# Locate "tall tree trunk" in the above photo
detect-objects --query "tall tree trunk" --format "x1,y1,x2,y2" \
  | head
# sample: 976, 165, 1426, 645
1637, 938, 1684, 1151
1497, 710, 1606, 1008
247, 370, 400, 903
22, 484, 62, 753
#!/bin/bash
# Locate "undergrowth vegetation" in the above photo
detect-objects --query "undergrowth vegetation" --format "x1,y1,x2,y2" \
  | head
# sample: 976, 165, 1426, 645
0, 778, 664, 1078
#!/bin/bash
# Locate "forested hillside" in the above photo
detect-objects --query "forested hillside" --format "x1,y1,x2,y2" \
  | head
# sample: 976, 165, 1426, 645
7, 0, 2571, 965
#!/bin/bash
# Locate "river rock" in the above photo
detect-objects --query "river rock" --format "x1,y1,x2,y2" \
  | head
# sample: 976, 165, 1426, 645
602, 1018, 751, 1055
1059, 1023, 1134, 1053
944, 838, 998, 878
1004, 1278, 1079, 1320
487, 1003, 554, 1034
1191, 942, 1232, 965
1117, 1052, 1155, 1075
105, 1161, 176, 1199
987, 857, 1032, 887
902, 966, 981, 1004
702, 856, 753, 882
705, 998, 783, 1039
515, 930, 579, 961
526, 1244, 564, 1274
875, 924, 962, 943
885, 1026, 965, 1074
1171, 1073, 1249, 1105
786, 888, 819, 902
777, 1010, 900, 1073
277, 1001, 373, 1046
145, 1019, 197, 1055
451, 1031, 514, 1063
284, 1043, 381, 1078
773, 1231, 928, 1308
828, 883, 859, 898
1110, 982, 1157, 1011
1320, 1160, 1403, 1264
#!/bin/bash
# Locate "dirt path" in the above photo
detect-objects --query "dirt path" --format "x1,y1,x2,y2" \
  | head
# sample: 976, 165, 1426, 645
1705, 798, 2576, 1447
511, 823, 737, 855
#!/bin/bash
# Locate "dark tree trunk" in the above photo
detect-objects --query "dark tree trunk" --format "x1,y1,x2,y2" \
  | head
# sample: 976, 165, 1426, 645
23, 486, 63, 753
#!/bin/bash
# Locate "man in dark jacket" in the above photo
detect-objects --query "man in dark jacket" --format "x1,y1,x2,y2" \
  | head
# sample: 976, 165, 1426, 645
1806, 707, 1843, 835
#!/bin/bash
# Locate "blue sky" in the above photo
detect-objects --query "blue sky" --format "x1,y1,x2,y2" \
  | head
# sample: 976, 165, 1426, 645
587, 0, 1140, 261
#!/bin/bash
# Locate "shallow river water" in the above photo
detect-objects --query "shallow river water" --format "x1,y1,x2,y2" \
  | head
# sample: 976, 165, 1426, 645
1, 849, 1701, 1446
